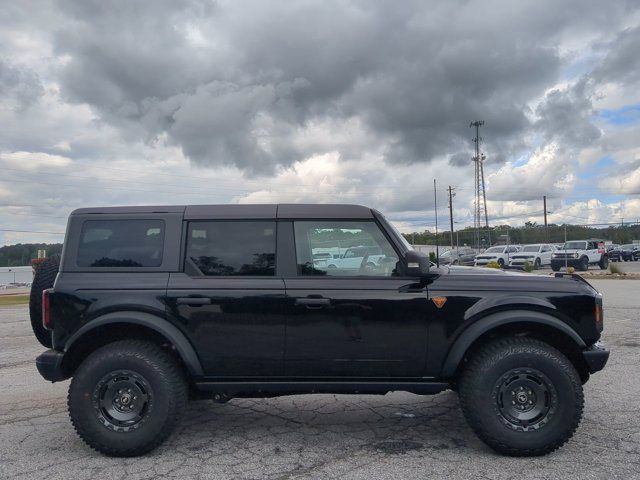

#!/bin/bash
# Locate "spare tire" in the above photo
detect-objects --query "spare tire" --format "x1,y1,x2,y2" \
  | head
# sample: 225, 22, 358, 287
29, 256, 60, 348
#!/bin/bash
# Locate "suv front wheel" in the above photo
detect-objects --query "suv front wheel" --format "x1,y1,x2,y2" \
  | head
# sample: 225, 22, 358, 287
458, 337, 584, 456
579, 256, 589, 271
68, 340, 187, 456
599, 255, 609, 270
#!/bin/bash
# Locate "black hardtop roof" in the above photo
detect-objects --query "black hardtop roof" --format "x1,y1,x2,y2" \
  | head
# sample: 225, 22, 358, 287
71, 204, 375, 219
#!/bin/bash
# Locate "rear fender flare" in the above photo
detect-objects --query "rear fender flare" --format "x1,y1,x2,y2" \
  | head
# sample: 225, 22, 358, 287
64, 311, 204, 377
441, 310, 585, 378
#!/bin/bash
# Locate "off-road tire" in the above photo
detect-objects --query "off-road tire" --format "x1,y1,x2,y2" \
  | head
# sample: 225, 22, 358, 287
29, 256, 60, 348
598, 255, 609, 270
551, 263, 560, 272
68, 340, 187, 457
579, 256, 589, 271
458, 337, 584, 456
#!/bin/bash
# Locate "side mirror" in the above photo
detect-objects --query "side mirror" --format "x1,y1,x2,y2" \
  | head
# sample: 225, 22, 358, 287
403, 250, 430, 277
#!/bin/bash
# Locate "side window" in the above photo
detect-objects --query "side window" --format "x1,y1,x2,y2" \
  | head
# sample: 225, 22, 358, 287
77, 219, 165, 267
294, 221, 399, 277
186, 221, 276, 276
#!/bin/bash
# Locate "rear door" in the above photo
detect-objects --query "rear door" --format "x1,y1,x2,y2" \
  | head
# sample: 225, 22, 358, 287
282, 219, 430, 378
166, 219, 286, 377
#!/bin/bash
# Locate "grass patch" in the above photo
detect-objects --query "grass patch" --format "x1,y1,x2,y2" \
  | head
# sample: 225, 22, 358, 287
0, 294, 29, 307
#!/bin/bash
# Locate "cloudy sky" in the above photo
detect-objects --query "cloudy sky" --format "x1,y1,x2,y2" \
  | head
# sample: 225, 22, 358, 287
1, 0, 640, 245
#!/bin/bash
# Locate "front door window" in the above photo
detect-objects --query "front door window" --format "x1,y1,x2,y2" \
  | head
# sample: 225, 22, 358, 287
293, 221, 399, 276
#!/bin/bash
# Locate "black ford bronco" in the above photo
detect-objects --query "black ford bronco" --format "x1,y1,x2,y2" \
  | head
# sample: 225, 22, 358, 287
33, 204, 609, 457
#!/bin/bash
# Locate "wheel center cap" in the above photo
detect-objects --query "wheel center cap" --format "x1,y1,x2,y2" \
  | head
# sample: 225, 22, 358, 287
516, 392, 528, 404
120, 394, 132, 405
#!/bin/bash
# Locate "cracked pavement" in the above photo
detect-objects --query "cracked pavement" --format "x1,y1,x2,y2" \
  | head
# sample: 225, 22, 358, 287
0, 280, 638, 479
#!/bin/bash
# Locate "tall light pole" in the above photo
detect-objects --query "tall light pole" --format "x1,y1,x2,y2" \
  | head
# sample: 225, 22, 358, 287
448, 186, 456, 250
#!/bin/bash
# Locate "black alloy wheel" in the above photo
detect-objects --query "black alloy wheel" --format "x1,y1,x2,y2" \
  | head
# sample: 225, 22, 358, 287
495, 368, 555, 432
93, 370, 152, 432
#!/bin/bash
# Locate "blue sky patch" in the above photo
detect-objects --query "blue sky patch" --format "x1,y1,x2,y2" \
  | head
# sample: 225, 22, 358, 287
599, 104, 640, 125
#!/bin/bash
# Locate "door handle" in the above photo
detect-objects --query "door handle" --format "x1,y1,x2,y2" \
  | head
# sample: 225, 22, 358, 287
398, 283, 426, 293
176, 297, 211, 306
295, 298, 331, 309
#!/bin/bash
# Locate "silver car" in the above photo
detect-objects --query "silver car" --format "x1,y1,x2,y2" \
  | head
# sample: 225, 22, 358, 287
440, 247, 477, 266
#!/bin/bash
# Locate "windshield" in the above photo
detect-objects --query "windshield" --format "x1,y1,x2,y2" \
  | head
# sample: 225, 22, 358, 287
484, 246, 504, 253
441, 250, 452, 257
385, 219, 414, 251
563, 241, 586, 250
522, 246, 540, 252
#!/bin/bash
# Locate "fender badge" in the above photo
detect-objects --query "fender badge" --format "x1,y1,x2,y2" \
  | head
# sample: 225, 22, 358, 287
432, 296, 447, 309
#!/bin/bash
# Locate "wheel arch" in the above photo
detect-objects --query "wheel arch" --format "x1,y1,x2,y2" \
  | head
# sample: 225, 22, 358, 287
62, 311, 203, 379
441, 310, 587, 379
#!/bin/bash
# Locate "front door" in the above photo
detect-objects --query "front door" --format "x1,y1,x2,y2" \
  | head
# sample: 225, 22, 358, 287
166, 220, 286, 377
283, 220, 430, 378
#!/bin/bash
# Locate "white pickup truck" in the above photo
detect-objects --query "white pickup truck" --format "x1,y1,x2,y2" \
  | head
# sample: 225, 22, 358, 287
550, 239, 608, 271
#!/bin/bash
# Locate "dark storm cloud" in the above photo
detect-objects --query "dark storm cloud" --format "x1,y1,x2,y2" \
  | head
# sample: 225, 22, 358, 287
535, 78, 601, 148
592, 25, 640, 86
0, 60, 44, 109
48, 0, 632, 173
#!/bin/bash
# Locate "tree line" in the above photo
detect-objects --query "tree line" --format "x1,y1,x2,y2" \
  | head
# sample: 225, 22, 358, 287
402, 223, 640, 248
0, 243, 63, 267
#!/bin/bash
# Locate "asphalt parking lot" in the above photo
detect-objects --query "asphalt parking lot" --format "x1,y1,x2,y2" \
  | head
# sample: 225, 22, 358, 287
1, 280, 638, 480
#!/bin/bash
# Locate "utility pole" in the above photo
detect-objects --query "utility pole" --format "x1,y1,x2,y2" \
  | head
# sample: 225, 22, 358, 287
470, 120, 490, 249
448, 186, 456, 250
434, 178, 439, 267
543, 195, 548, 241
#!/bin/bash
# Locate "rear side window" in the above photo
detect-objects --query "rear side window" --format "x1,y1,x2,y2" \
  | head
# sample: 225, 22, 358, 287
77, 220, 165, 267
186, 221, 276, 276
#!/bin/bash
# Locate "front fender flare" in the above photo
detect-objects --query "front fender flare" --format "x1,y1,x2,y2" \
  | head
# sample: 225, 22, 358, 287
64, 311, 204, 377
441, 310, 585, 378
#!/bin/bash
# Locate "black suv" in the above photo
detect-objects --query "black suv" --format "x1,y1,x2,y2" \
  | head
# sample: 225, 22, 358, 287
620, 244, 640, 261
34, 204, 609, 457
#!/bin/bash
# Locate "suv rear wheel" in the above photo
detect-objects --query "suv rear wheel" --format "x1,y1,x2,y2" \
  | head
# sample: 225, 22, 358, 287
68, 340, 187, 456
458, 337, 583, 456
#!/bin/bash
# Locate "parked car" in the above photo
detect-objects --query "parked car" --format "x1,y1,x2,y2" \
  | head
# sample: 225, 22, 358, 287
619, 244, 640, 262
34, 204, 608, 457
608, 245, 623, 262
508, 244, 555, 269
551, 239, 608, 272
474, 245, 521, 268
439, 247, 476, 266
325, 245, 385, 272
